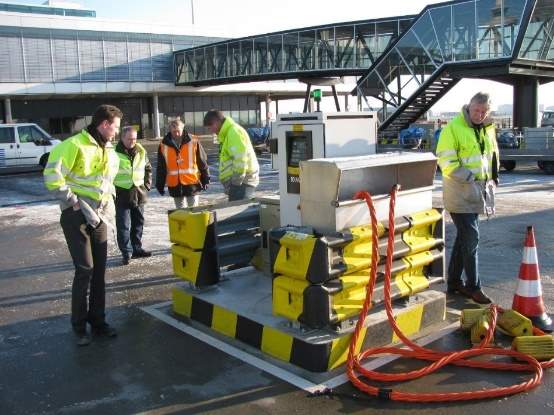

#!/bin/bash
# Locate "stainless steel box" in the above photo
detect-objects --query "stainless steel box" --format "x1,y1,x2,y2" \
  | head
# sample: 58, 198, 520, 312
300, 152, 438, 233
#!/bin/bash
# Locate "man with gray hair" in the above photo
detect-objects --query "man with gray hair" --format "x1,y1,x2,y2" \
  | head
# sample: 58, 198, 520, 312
114, 126, 152, 265
436, 92, 499, 304
156, 118, 210, 208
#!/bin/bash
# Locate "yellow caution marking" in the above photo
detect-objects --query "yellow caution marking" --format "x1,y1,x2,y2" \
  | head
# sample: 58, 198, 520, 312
211, 305, 238, 338
287, 166, 300, 175
172, 288, 193, 317
171, 245, 202, 284
498, 310, 533, 337
513, 335, 554, 361
261, 326, 294, 361
272, 276, 307, 321
168, 210, 211, 250
392, 303, 424, 343
403, 209, 442, 254
328, 327, 368, 370
274, 233, 317, 280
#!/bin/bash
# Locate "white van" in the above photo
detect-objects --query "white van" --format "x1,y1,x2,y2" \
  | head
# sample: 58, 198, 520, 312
0, 123, 61, 172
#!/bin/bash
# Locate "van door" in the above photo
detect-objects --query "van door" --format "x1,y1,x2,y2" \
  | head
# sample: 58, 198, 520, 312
16, 125, 49, 167
0, 126, 19, 168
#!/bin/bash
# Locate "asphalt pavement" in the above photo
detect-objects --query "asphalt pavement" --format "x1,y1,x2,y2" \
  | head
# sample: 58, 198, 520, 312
0, 147, 552, 415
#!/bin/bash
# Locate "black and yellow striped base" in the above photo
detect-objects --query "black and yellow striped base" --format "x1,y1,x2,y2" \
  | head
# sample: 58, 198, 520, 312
172, 277, 446, 373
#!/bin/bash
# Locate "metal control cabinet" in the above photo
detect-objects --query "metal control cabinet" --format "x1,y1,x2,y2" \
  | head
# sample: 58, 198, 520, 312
271, 112, 378, 226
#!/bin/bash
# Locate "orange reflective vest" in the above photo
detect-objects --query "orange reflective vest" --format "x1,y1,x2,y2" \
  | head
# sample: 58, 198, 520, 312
159, 137, 199, 187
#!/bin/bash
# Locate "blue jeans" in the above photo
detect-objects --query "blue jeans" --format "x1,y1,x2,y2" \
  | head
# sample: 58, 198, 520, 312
228, 184, 256, 202
448, 212, 481, 292
115, 205, 145, 258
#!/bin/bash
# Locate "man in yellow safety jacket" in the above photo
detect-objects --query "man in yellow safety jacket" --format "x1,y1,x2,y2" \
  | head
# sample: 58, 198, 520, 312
156, 118, 210, 208
436, 92, 499, 305
203, 110, 259, 201
43, 104, 122, 346
114, 126, 152, 265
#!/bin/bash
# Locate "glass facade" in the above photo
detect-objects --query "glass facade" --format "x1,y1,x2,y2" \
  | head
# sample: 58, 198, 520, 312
357, 0, 532, 126
175, 16, 415, 84
8, 95, 261, 139
519, 0, 554, 61
0, 3, 96, 17
0, 26, 221, 83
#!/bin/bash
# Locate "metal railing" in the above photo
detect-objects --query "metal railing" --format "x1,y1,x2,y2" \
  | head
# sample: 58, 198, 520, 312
174, 16, 415, 85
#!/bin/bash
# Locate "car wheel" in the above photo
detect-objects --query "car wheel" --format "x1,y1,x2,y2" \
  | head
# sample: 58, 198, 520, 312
541, 161, 554, 175
39, 153, 49, 169
500, 160, 516, 171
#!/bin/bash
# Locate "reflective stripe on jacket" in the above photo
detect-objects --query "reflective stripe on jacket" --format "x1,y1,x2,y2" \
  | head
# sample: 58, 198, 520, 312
217, 117, 259, 187
436, 108, 499, 214
114, 143, 148, 189
43, 129, 119, 207
159, 137, 199, 187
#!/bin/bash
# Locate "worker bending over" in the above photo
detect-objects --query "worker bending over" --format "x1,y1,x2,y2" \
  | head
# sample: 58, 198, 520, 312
203, 110, 259, 201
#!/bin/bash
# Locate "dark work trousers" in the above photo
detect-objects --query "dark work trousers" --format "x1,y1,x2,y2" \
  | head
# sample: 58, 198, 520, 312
448, 212, 481, 292
115, 204, 145, 258
228, 184, 256, 202
60, 207, 108, 333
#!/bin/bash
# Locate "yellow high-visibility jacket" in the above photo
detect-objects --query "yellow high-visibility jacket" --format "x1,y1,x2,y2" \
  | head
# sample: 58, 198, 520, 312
114, 142, 148, 189
217, 117, 259, 189
436, 108, 499, 214
44, 129, 119, 211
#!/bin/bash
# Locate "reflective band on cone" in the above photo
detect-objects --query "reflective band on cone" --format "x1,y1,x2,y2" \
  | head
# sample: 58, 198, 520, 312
515, 279, 542, 298
522, 247, 538, 265
512, 226, 552, 333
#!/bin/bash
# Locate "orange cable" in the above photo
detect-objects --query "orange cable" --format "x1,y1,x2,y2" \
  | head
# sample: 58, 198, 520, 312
346, 186, 553, 402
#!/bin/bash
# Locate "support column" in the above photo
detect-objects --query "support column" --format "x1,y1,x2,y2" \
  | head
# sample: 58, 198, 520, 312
303, 84, 311, 113
331, 85, 340, 112
4, 98, 13, 123
344, 94, 349, 112
152, 94, 160, 139
513, 77, 539, 129
357, 93, 362, 111
275, 99, 279, 116
265, 94, 271, 127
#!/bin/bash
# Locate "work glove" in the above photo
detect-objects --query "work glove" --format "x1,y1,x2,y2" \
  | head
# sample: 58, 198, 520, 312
200, 173, 210, 191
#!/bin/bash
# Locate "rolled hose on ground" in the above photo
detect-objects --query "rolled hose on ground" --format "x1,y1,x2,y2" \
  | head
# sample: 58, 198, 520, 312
346, 186, 554, 403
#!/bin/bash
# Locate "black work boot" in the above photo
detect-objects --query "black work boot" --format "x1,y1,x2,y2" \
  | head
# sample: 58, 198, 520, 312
74, 329, 91, 346
471, 289, 492, 305
92, 323, 117, 338
447, 281, 472, 298
132, 249, 152, 259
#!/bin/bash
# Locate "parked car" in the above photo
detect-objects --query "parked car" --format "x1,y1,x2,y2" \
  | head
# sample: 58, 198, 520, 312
0, 123, 61, 172
497, 130, 519, 149
246, 126, 270, 153
541, 110, 554, 128
399, 127, 425, 149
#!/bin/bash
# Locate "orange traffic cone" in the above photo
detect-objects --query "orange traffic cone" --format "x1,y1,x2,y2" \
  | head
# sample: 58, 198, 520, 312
512, 226, 552, 332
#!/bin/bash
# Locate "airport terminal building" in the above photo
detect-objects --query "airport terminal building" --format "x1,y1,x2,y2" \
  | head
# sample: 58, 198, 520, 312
0, 2, 300, 138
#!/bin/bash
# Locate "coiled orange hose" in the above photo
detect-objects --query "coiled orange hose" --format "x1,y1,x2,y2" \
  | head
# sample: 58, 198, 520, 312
346, 186, 553, 402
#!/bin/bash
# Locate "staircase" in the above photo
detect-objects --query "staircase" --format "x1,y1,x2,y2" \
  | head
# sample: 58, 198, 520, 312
379, 70, 460, 138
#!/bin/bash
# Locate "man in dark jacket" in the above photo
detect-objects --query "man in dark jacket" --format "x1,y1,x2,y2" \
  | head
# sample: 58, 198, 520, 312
156, 118, 209, 208
114, 126, 153, 265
